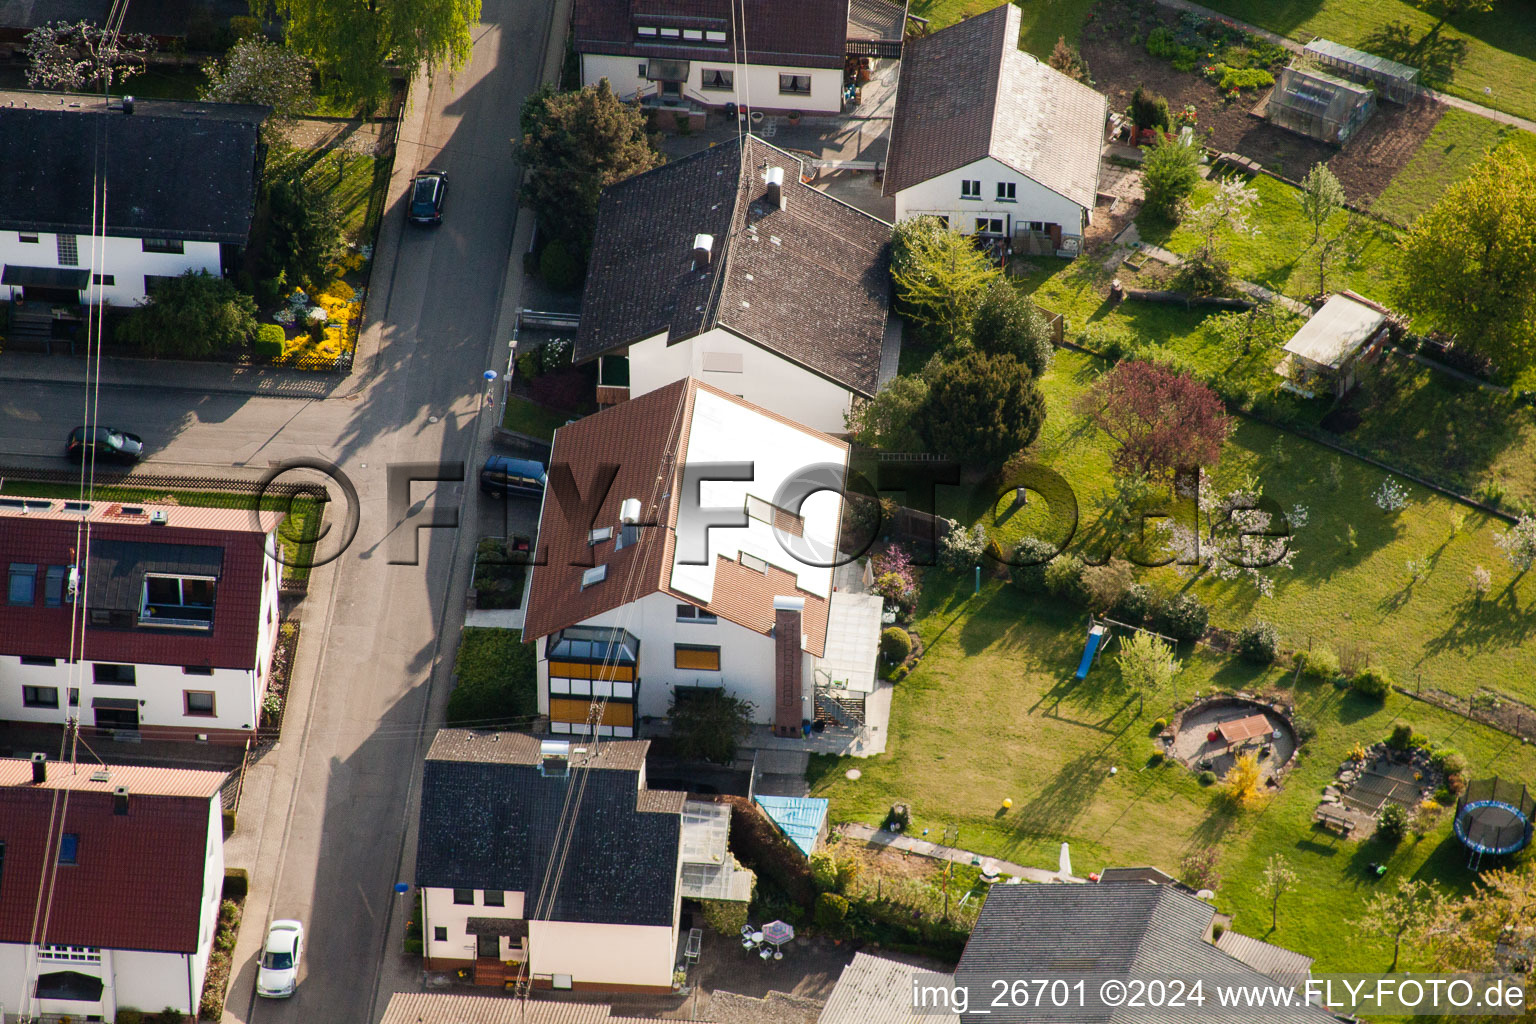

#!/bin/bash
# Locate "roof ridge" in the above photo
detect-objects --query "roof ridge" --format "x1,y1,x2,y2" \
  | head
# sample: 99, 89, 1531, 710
983, 3, 1017, 158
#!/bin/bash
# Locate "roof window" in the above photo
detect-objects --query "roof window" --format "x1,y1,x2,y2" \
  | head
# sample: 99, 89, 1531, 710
580, 565, 607, 589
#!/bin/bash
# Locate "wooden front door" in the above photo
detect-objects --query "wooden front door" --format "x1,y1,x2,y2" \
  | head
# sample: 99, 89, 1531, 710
478, 934, 500, 958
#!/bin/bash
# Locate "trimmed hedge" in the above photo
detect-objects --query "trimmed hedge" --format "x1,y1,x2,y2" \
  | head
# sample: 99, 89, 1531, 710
254, 323, 285, 361
446, 628, 537, 726
722, 795, 814, 906
880, 626, 913, 664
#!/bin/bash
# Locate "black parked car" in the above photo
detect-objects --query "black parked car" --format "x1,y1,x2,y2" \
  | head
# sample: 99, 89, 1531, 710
408, 170, 448, 224
66, 426, 144, 463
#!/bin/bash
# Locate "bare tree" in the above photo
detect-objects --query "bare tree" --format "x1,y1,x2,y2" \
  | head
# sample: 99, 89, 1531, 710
24, 20, 154, 92
1357, 878, 1443, 970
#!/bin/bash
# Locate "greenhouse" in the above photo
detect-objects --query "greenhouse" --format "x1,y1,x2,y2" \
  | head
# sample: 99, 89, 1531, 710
1303, 39, 1420, 103
1267, 65, 1377, 144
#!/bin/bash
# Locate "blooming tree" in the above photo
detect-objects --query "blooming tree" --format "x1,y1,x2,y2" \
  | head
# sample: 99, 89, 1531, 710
201, 37, 315, 140
1374, 477, 1411, 513
1159, 470, 1304, 597
24, 20, 153, 91
1494, 515, 1536, 573
1076, 360, 1232, 479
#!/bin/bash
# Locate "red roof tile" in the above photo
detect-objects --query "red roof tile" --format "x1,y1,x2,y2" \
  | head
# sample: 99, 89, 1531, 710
0, 514, 272, 670
0, 758, 224, 953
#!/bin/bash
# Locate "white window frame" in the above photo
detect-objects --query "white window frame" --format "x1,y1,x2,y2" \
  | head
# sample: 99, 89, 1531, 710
960, 180, 981, 200
997, 181, 1017, 202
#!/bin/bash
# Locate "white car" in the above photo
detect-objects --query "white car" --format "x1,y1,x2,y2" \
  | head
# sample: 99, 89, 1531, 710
256, 920, 304, 998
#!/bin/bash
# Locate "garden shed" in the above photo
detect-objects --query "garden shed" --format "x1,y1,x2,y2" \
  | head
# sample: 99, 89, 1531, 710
1277, 292, 1390, 397
1303, 39, 1420, 103
1267, 65, 1376, 144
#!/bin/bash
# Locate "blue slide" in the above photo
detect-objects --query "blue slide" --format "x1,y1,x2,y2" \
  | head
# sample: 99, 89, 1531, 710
1075, 624, 1108, 680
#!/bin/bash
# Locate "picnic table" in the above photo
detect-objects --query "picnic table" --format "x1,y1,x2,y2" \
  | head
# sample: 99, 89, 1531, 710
1314, 804, 1356, 836
1217, 714, 1274, 748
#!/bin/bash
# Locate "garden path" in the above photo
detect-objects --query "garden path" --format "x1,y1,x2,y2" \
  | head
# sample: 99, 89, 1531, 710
838, 823, 1087, 883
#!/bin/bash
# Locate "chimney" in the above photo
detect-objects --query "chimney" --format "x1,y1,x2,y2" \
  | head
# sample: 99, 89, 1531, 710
31, 752, 47, 784
692, 233, 714, 270
540, 739, 571, 778
772, 597, 805, 738
764, 166, 785, 211
114, 786, 129, 815
122, 95, 135, 115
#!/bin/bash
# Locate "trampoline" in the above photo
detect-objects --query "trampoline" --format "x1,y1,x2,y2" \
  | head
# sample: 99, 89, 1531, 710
1455, 777, 1536, 868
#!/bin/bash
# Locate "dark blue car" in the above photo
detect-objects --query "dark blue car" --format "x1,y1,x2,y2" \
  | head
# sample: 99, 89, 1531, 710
408, 170, 447, 224
480, 456, 546, 499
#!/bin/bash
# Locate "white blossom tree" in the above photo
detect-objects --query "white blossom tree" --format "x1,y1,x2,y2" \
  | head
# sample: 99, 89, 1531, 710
24, 20, 154, 92
1158, 470, 1304, 597
201, 37, 314, 139
1495, 515, 1536, 574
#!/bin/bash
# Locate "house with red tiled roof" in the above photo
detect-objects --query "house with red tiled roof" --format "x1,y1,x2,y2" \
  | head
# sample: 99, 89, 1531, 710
522, 378, 883, 739
573, 0, 908, 115
0, 755, 228, 1023
0, 499, 284, 743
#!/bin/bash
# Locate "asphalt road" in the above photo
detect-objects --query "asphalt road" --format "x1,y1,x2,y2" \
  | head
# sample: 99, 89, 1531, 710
0, 0, 548, 1018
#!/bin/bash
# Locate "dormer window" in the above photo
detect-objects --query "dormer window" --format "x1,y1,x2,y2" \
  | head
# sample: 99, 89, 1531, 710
140, 574, 216, 628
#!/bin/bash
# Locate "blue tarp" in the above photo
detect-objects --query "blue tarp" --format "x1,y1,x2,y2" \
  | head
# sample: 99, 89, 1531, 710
755, 795, 828, 857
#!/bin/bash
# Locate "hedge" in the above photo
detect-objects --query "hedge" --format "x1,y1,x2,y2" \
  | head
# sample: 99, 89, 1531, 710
446, 628, 538, 727
254, 323, 284, 361
722, 795, 814, 906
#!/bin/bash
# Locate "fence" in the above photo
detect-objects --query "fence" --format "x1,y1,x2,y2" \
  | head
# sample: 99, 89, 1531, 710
1398, 684, 1536, 745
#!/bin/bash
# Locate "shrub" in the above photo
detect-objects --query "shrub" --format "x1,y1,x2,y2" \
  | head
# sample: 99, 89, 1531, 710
1148, 750, 1165, 766
1387, 723, 1414, 750
669, 689, 754, 764
1140, 135, 1202, 221
1376, 802, 1409, 846
1153, 717, 1169, 731
539, 238, 584, 292
937, 522, 988, 571
514, 350, 542, 379
725, 796, 814, 905
1044, 553, 1087, 603
880, 626, 913, 665
118, 1012, 145, 1024
1113, 582, 1155, 624
815, 892, 850, 931
1296, 647, 1340, 680
253, 323, 285, 361
115, 271, 259, 358
1431, 748, 1468, 777
1008, 536, 1060, 593
1205, 63, 1274, 90
1198, 770, 1218, 785
1081, 558, 1135, 611
1292, 716, 1316, 743
1145, 26, 1177, 58
1154, 591, 1209, 643
809, 851, 840, 893
1352, 667, 1393, 700
1237, 620, 1280, 664
1130, 86, 1173, 132
1180, 848, 1221, 890
447, 628, 537, 726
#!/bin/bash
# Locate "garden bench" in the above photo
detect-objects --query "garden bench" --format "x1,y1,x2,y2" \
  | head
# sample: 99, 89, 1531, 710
1314, 805, 1355, 836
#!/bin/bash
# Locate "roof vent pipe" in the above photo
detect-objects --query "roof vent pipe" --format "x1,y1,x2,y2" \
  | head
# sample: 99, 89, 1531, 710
692, 233, 714, 270
764, 166, 785, 210
114, 786, 129, 815
122, 95, 135, 115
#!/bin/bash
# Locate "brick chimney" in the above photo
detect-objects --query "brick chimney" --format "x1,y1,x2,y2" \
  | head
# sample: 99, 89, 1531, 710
772, 597, 805, 737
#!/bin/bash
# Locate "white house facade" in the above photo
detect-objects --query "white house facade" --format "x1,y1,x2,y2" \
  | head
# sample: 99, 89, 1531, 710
579, 54, 844, 114
883, 3, 1108, 257
0, 501, 284, 743
573, 136, 895, 429
0, 759, 227, 1024
0, 229, 224, 307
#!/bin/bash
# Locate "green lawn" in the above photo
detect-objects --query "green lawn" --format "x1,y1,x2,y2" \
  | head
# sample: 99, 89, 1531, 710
813, 572, 1536, 971
911, 0, 1096, 56
1371, 108, 1519, 225
1194, 0, 1536, 124
308, 151, 387, 247
1140, 173, 1406, 305
501, 395, 572, 441
0, 480, 324, 583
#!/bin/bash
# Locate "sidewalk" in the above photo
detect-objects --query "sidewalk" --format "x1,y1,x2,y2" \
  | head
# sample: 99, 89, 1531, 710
1152, 0, 1536, 135
837, 823, 1086, 883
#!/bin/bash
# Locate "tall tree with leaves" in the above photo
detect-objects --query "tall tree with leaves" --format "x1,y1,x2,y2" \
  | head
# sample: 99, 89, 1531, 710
201, 37, 314, 140
667, 689, 754, 764
115, 272, 258, 357
890, 216, 1000, 341
1356, 879, 1443, 970
1176, 177, 1260, 296
1116, 632, 1179, 707
518, 81, 665, 253
921, 350, 1046, 468
1299, 162, 1346, 246
845, 375, 929, 452
1423, 865, 1536, 985
24, 20, 153, 92
1414, 0, 1498, 33
1262, 854, 1298, 930
253, 0, 479, 112
1048, 35, 1091, 84
1140, 136, 1201, 221
970, 280, 1054, 378
1397, 146, 1536, 372
1076, 360, 1231, 479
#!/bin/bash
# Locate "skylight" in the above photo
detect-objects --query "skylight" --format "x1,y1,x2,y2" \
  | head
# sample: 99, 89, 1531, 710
581, 565, 607, 589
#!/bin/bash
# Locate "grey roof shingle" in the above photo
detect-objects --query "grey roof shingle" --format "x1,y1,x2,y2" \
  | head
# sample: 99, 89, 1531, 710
820, 953, 958, 1024
883, 3, 1108, 210
574, 136, 893, 397
0, 94, 267, 242
957, 885, 1335, 1023
415, 730, 684, 928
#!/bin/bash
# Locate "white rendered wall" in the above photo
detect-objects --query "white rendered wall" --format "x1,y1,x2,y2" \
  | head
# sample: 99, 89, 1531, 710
423, 887, 527, 963
0, 230, 223, 306
0, 656, 258, 734
581, 54, 842, 113
527, 920, 677, 988
892, 157, 1089, 240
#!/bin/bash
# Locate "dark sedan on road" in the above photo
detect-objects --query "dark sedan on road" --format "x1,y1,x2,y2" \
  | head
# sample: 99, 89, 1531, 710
408, 170, 447, 224
66, 426, 144, 464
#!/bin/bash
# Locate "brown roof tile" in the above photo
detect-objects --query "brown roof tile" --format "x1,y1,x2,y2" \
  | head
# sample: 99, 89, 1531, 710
574, 137, 892, 397
522, 379, 842, 657
884, 3, 1108, 208
381, 993, 708, 1024
426, 730, 652, 772
573, 0, 847, 68
0, 759, 223, 953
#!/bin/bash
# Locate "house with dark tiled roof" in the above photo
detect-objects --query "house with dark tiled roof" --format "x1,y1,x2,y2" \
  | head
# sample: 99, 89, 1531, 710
0, 91, 267, 328
414, 729, 751, 989
955, 883, 1333, 1023
574, 135, 896, 436
573, 0, 907, 115
883, 3, 1108, 256
0, 755, 228, 1023
0, 500, 284, 743
521, 378, 882, 740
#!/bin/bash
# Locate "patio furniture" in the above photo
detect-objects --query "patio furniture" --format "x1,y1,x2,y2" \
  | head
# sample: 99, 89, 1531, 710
685, 928, 703, 964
